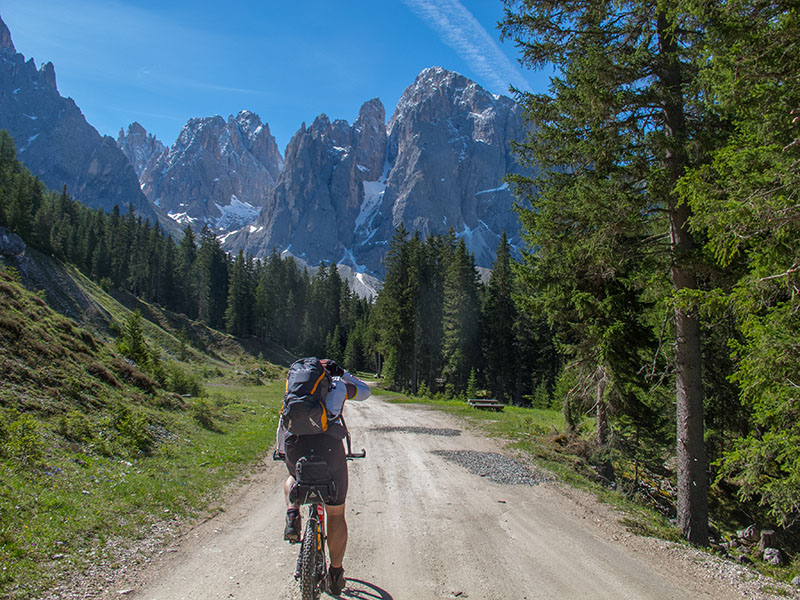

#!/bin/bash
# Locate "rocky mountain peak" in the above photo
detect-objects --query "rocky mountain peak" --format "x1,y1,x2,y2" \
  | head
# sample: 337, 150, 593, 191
389, 66, 503, 135
353, 98, 387, 181
0, 15, 14, 53
223, 70, 527, 278
233, 109, 261, 137
117, 122, 166, 178
39, 61, 56, 90
0, 17, 156, 223
136, 111, 283, 233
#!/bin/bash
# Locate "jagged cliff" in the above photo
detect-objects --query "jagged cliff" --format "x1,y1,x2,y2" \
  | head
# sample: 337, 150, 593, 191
119, 112, 283, 233
224, 67, 527, 276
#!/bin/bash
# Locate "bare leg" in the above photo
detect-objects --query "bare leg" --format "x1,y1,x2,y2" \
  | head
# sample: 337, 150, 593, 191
325, 503, 348, 569
284, 476, 299, 509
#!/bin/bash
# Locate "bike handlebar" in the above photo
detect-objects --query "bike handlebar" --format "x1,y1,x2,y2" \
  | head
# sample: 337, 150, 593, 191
272, 448, 366, 461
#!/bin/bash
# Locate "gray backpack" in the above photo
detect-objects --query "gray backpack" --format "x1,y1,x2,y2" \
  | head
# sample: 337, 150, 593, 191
281, 357, 331, 435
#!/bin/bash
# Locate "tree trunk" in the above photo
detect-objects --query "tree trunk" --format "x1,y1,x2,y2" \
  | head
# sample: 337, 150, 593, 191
657, 10, 709, 546
596, 366, 609, 447
595, 366, 615, 482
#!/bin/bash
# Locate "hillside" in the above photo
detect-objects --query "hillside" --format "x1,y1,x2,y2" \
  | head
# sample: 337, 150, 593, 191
0, 259, 287, 599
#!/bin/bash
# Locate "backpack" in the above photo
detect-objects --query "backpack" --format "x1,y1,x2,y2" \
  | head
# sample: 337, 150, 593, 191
281, 357, 332, 435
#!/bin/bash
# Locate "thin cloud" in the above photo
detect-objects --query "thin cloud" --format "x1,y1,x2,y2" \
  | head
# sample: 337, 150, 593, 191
402, 0, 532, 94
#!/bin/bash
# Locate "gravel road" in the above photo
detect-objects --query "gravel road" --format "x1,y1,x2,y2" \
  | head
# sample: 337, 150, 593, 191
101, 395, 793, 600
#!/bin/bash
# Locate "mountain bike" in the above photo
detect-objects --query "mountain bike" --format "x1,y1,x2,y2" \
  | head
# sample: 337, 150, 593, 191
274, 429, 365, 600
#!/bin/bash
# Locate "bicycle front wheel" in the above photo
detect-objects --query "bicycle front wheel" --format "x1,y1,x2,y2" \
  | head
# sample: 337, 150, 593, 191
300, 518, 320, 600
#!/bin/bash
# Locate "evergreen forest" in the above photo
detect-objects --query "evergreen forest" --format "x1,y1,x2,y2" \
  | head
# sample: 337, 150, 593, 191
0, 0, 798, 554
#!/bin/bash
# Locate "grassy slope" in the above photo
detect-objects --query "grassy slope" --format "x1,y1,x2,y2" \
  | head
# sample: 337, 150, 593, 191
0, 266, 285, 599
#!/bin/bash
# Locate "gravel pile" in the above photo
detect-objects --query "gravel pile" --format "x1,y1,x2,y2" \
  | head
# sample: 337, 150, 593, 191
371, 425, 462, 437
432, 450, 548, 486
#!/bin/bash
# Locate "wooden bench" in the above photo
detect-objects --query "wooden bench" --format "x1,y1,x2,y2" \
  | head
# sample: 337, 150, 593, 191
467, 398, 504, 411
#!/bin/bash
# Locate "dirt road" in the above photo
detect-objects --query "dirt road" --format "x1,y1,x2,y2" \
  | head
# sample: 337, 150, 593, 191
110, 395, 782, 600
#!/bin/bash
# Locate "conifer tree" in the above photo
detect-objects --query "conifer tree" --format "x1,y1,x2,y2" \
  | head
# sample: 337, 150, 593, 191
679, 0, 800, 526
373, 226, 415, 390
502, 0, 710, 544
441, 239, 481, 393
483, 232, 517, 403
225, 250, 251, 337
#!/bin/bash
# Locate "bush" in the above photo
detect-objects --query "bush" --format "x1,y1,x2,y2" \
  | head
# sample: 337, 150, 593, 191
417, 381, 432, 399
166, 362, 203, 397
86, 361, 120, 387
191, 398, 217, 430
58, 410, 93, 443
114, 406, 153, 454
5, 413, 46, 467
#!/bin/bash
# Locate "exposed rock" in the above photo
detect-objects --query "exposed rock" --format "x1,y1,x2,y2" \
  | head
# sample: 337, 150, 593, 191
226, 68, 530, 278
136, 111, 283, 233
758, 529, 777, 552
227, 99, 387, 268
736, 525, 759, 542
792, 574, 800, 587
0, 226, 25, 256
762, 548, 783, 566
0, 18, 156, 223
0, 15, 14, 52
736, 554, 752, 565
117, 122, 165, 178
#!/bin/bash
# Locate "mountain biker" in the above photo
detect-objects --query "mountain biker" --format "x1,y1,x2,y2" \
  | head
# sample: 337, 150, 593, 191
277, 358, 370, 596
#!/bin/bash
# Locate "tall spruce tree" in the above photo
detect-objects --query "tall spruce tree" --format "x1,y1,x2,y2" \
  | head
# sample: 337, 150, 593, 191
225, 250, 251, 337
441, 239, 481, 394
483, 232, 517, 403
679, 0, 800, 526
502, 0, 710, 544
373, 226, 416, 390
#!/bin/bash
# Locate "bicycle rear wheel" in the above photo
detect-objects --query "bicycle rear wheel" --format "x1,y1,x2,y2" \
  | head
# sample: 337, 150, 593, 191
300, 517, 320, 600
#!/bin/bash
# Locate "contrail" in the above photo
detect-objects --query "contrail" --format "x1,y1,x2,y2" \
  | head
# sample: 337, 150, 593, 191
402, 0, 532, 94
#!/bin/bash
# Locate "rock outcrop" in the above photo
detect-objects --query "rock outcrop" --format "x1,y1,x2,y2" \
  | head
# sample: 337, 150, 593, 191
0, 14, 157, 222
130, 111, 283, 232
226, 98, 387, 265
117, 122, 165, 178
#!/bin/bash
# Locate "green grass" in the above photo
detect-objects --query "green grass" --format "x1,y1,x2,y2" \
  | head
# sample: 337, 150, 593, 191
0, 266, 288, 599
0, 381, 284, 599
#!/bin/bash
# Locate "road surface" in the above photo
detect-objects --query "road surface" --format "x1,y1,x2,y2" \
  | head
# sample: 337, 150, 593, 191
106, 395, 780, 600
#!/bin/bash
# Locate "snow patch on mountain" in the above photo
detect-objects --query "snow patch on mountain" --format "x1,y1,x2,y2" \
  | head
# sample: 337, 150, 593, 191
214, 194, 260, 231
475, 182, 509, 195
356, 159, 390, 241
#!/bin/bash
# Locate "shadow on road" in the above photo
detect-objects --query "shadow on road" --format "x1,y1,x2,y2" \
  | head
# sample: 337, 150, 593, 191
341, 578, 394, 599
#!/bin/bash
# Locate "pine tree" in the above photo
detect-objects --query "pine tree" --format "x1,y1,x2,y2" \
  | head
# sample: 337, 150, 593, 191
679, 0, 800, 527
502, 0, 710, 544
441, 239, 480, 394
483, 232, 517, 403
372, 226, 416, 390
225, 250, 251, 337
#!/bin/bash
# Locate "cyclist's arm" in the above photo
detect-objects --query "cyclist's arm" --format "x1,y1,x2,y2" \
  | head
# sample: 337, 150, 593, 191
276, 418, 288, 453
341, 371, 371, 401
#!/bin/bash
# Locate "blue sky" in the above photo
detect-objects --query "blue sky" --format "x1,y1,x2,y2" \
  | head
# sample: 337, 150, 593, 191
2, 0, 546, 153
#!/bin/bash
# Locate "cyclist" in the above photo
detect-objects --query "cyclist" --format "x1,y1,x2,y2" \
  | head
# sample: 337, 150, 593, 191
277, 358, 371, 596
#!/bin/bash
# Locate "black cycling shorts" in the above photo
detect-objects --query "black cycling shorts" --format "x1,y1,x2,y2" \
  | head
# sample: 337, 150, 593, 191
284, 433, 348, 506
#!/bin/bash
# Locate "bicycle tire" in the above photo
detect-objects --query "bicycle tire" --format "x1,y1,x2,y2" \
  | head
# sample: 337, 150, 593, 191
300, 517, 320, 600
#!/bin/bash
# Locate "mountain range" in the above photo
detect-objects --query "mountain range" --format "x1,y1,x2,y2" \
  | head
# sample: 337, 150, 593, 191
0, 14, 529, 282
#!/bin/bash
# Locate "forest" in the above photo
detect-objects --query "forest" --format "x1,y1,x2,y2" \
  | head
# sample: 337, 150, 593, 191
1, 0, 798, 551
